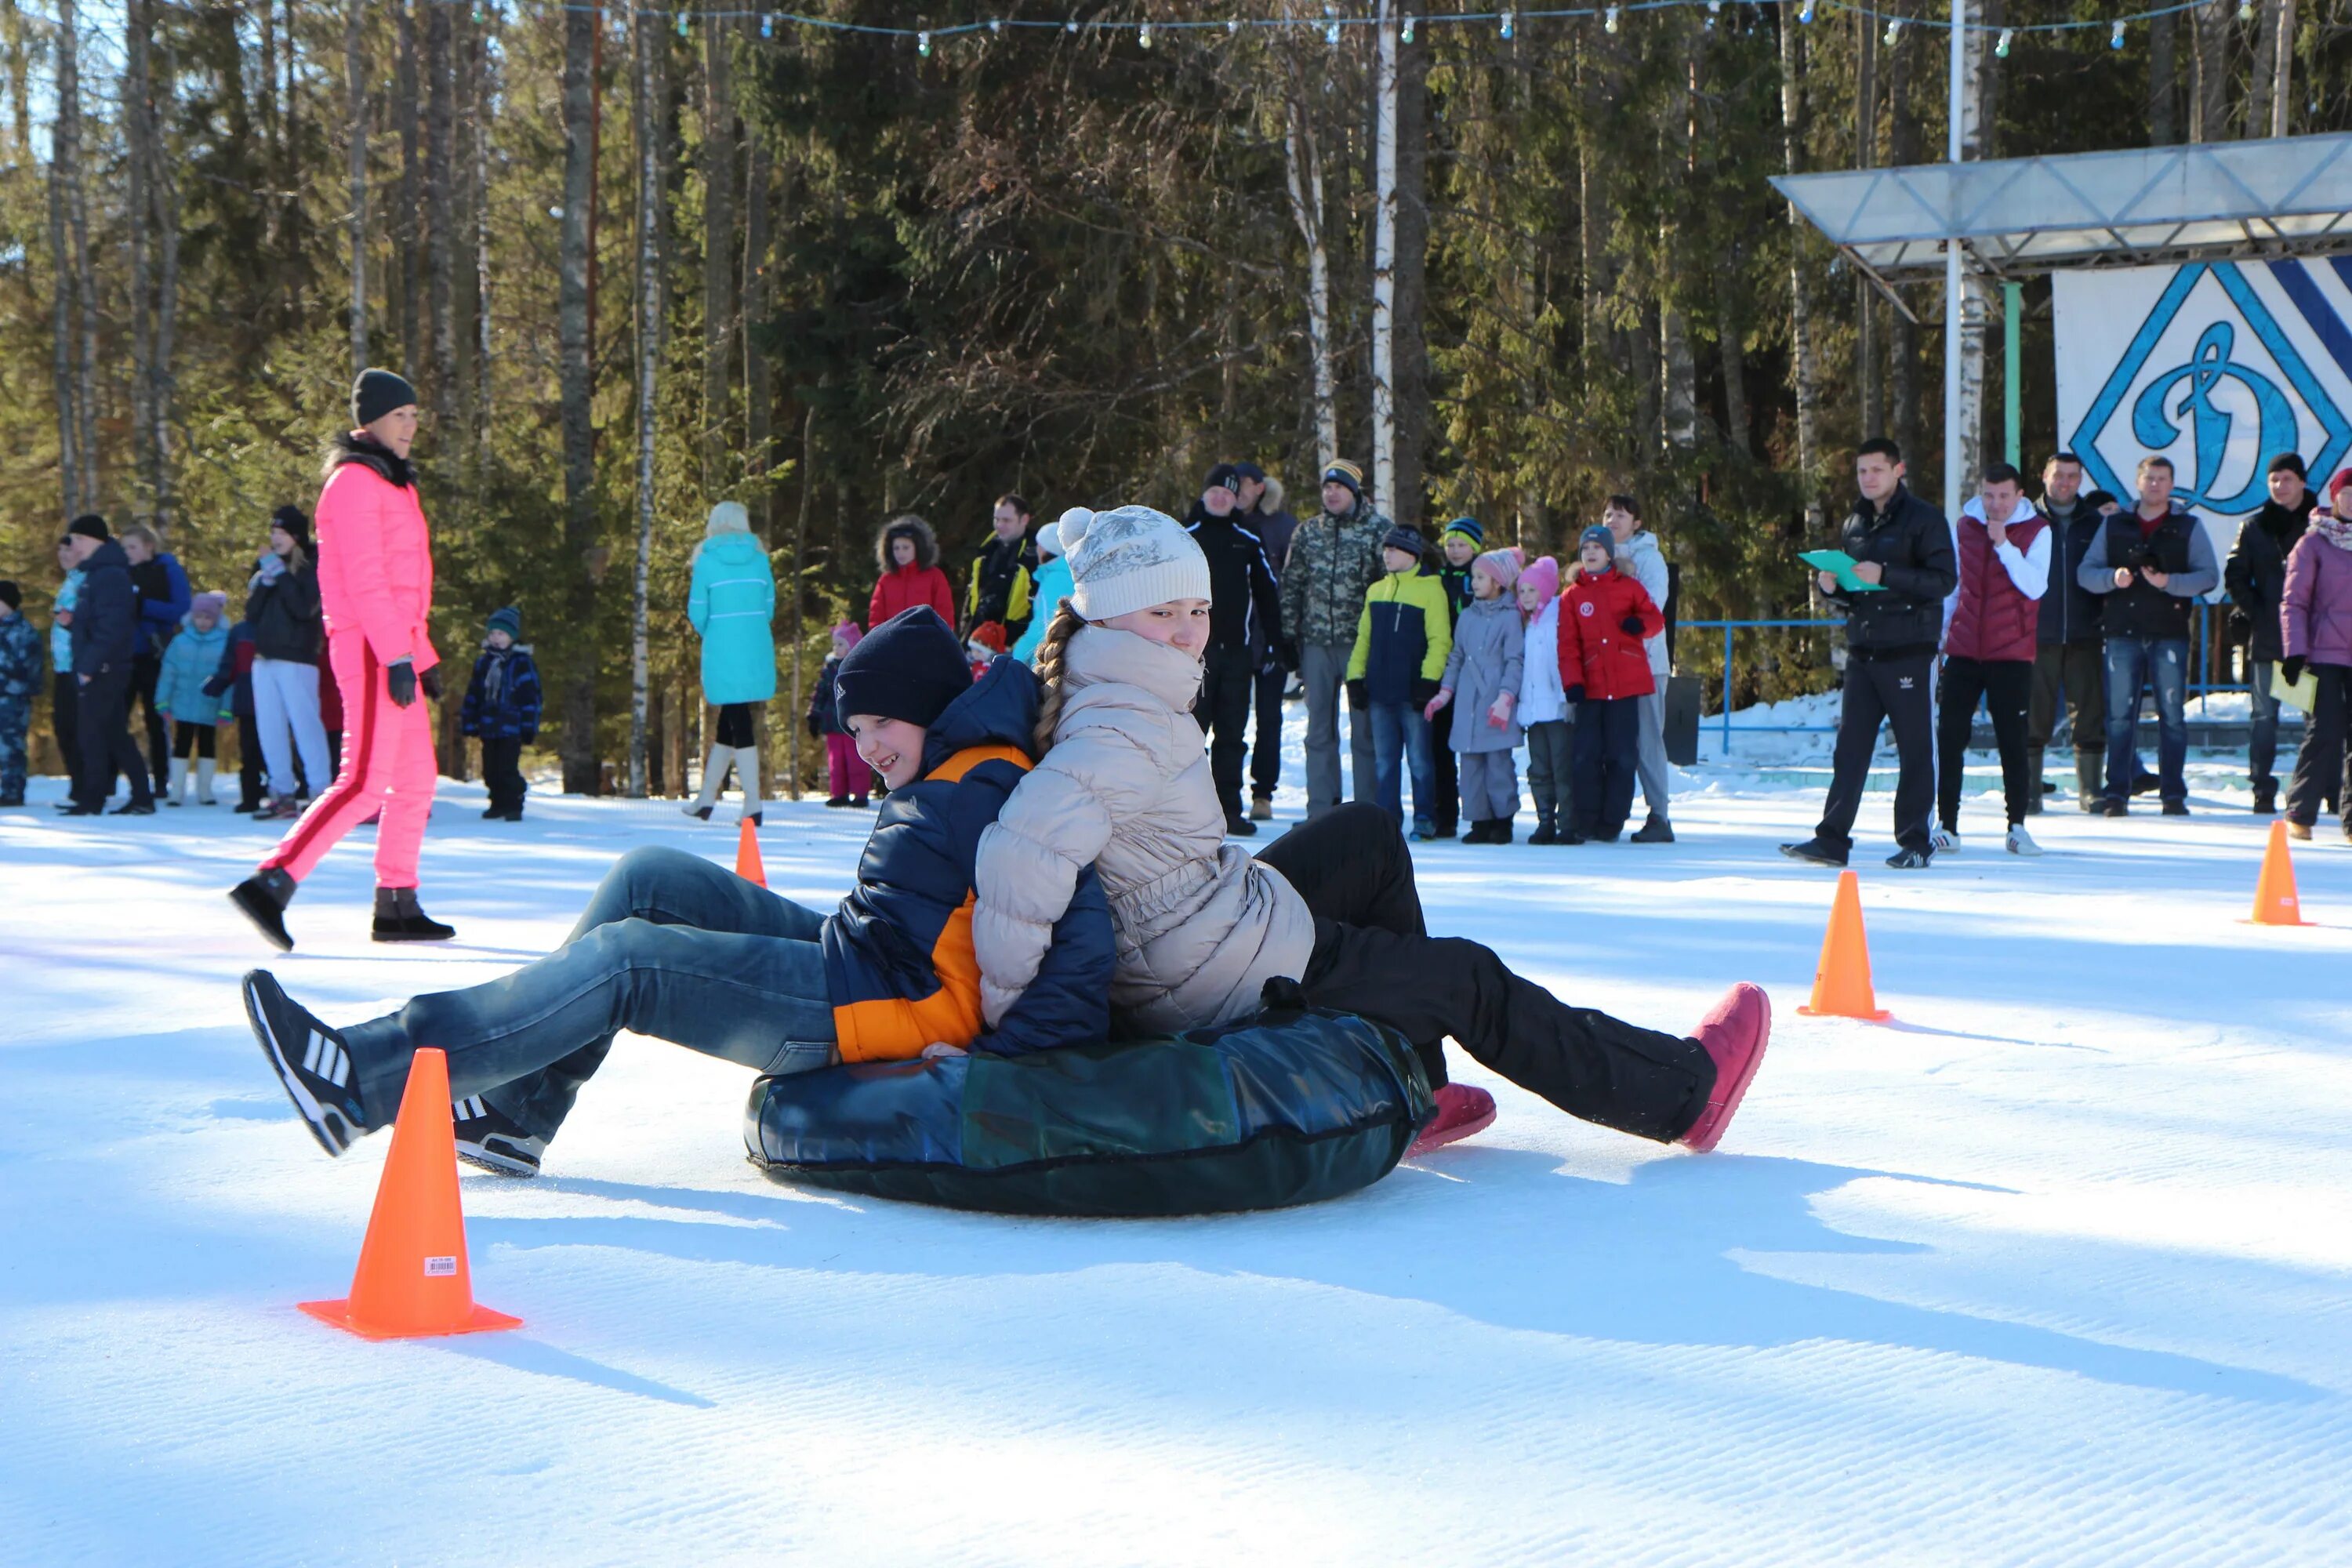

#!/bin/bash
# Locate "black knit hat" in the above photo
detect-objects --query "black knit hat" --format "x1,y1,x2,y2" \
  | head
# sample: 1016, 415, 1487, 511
834, 607, 971, 731
270, 504, 311, 550
1380, 524, 1426, 557
1203, 462, 1243, 495
0, 580, 19, 612
351, 367, 418, 428
67, 514, 108, 542
2269, 452, 2308, 478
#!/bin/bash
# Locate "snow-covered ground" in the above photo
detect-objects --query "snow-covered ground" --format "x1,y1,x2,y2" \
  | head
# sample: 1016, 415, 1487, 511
5, 725, 2352, 1566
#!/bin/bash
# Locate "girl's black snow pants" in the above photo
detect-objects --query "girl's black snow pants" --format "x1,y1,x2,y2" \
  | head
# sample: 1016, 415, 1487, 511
1255, 802, 1714, 1142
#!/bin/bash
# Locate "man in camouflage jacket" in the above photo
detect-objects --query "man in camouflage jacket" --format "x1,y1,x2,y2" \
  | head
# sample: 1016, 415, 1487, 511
1279, 460, 1392, 817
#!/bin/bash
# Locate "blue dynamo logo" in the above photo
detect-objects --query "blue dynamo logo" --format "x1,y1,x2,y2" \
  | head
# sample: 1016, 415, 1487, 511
2070, 261, 2352, 510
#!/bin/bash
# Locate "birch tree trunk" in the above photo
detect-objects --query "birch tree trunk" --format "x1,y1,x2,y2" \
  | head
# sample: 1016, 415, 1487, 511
1282, 82, 1337, 466
1392, 32, 1428, 532
1956, 20, 1989, 497
1778, 1, 1822, 534
346, 0, 368, 377
557, 3, 600, 794
2191, 0, 2230, 143
474, 10, 493, 434
150, 23, 178, 533
742, 96, 773, 516
47, 158, 79, 517
2253, 0, 2293, 136
397, 1, 420, 373
125, 0, 158, 517
1662, 20, 1699, 454
426, 2, 457, 408
1369, 0, 1398, 505
629, 0, 659, 799
2272, 0, 2295, 136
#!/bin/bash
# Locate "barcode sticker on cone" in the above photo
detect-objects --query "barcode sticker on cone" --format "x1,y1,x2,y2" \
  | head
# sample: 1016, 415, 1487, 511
423, 1256, 458, 1277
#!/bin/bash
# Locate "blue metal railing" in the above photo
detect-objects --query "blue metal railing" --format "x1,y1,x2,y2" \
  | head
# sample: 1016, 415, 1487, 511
1685, 603, 2252, 755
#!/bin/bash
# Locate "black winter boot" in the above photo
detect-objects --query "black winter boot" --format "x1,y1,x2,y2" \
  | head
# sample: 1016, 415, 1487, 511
1528, 811, 1559, 846
229, 866, 299, 953
1488, 818, 1515, 844
372, 886, 456, 943
2253, 779, 2278, 815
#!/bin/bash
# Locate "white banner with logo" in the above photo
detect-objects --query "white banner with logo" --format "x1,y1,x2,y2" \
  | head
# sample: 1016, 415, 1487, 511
2054, 258, 2352, 575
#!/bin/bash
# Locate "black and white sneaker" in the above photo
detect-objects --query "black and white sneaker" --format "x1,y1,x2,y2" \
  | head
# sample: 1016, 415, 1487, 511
452, 1095, 546, 1178
241, 970, 367, 1156
1885, 846, 1934, 869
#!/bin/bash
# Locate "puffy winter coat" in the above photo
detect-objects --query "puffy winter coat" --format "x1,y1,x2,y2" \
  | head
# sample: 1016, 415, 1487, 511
68, 539, 139, 677
1346, 568, 1454, 704
1439, 593, 1524, 753
1012, 554, 1075, 662
973, 626, 1316, 1036
155, 615, 230, 725
130, 551, 191, 658
1559, 567, 1664, 702
2078, 506, 2219, 642
2282, 523, 2352, 669
964, 532, 1037, 641
461, 644, 543, 741
687, 531, 778, 705
0, 611, 42, 701
825, 657, 1115, 1061
315, 433, 438, 674
1279, 499, 1391, 648
245, 558, 323, 665
1519, 597, 1569, 724
2226, 495, 2314, 664
1616, 529, 1673, 677
1824, 484, 1957, 653
1943, 499, 2049, 665
869, 516, 956, 630
807, 655, 846, 737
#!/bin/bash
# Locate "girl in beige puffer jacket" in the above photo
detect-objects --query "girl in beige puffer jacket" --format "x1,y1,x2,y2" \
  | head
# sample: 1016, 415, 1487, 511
971, 505, 1777, 1158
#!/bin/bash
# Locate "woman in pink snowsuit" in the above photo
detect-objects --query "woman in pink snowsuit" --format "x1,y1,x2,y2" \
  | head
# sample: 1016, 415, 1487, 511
230, 370, 453, 950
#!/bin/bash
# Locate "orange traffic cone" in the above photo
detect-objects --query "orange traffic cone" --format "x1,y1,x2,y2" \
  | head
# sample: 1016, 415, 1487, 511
2246, 818, 2308, 927
1795, 868, 1892, 1022
300, 1047, 521, 1341
735, 816, 766, 887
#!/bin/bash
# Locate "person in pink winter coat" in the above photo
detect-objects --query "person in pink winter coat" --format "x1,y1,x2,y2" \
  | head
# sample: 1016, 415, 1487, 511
230, 370, 452, 951
2280, 470, 2352, 839
807, 620, 869, 808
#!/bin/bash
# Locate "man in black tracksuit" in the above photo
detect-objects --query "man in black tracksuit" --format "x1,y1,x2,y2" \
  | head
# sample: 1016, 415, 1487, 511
1184, 463, 1283, 837
59, 516, 154, 815
1784, 438, 1957, 869
2224, 452, 2316, 815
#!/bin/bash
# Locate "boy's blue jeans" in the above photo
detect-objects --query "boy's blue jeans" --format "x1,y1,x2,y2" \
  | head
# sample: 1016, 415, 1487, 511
2103, 637, 2188, 806
343, 846, 838, 1140
1367, 700, 1435, 831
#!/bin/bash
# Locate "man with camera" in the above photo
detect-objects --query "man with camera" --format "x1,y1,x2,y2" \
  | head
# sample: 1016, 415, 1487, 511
2078, 454, 2219, 817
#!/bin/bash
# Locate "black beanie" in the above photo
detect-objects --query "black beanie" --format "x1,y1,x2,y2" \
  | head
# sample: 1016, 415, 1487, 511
0, 580, 19, 612
270, 504, 311, 550
1203, 462, 1243, 495
834, 607, 971, 731
351, 368, 418, 429
67, 514, 108, 542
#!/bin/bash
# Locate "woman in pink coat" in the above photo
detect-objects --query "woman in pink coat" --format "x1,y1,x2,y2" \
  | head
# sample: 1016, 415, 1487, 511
2280, 470, 2352, 840
230, 370, 454, 950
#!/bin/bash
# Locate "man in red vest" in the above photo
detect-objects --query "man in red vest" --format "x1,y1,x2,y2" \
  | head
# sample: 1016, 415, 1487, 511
1935, 462, 2049, 858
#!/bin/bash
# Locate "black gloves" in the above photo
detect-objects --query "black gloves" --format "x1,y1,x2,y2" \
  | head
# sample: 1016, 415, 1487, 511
1620, 615, 1645, 637
420, 666, 445, 702
805, 713, 822, 739
201, 674, 230, 699
2281, 655, 2307, 687
2227, 609, 2252, 642
1563, 684, 1587, 705
386, 659, 417, 708
1345, 678, 1368, 709
1410, 677, 1441, 710
1276, 638, 1299, 673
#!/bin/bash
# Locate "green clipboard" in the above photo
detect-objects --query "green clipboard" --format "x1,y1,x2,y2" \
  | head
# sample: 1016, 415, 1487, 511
1799, 549, 1886, 593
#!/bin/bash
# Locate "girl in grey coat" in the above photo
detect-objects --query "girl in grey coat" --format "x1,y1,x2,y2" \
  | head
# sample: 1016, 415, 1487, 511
1428, 550, 1525, 842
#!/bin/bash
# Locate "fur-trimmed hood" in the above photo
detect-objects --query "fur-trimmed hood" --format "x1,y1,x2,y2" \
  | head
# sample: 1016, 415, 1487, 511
875, 514, 942, 576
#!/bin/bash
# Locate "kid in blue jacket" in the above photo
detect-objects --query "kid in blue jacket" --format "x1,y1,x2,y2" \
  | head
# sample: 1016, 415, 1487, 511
459, 605, 543, 821
238, 605, 1116, 1177
154, 592, 233, 806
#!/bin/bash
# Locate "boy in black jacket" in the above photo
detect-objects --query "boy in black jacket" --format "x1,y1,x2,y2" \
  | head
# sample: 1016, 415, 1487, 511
460, 605, 542, 821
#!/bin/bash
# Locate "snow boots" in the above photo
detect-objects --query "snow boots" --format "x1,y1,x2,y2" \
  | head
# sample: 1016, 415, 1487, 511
1528, 809, 1560, 846
1406, 1083, 1498, 1159
194, 757, 217, 805
229, 866, 299, 953
243, 969, 367, 1156
1631, 815, 1675, 844
2076, 755, 2103, 813
166, 757, 188, 806
684, 744, 762, 826
373, 886, 456, 943
2253, 779, 2279, 815
1678, 982, 1771, 1154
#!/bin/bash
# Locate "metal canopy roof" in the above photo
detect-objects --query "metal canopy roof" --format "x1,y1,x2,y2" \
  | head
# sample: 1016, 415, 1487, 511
1770, 132, 2352, 281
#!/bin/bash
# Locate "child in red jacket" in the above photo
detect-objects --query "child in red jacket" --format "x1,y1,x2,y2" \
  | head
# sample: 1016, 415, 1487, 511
1559, 525, 1664, 843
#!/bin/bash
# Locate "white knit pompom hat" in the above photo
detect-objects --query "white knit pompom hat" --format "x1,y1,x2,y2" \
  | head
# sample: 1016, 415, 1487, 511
1058, 505, 1212, 622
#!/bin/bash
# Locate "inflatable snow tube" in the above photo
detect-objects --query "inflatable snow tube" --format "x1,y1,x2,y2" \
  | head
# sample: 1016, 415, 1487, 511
746, 1007, 1433, 1217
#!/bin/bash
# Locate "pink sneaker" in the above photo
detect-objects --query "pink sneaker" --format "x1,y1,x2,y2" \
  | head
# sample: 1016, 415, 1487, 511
1678, 982, 1770, 1153
1407, 1083, 1497, 1158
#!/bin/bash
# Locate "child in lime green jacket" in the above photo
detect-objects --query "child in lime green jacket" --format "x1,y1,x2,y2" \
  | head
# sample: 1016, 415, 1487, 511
1346, 527, 1454, 838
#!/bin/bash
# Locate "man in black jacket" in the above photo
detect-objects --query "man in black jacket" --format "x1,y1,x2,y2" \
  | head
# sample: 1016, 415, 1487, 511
964, 494, 1038, 644
58, 515, 154, 815
1236, 463, 1298, 821
2224, 452, 2315, 815
2028, 453, 2113, 811
1784, 438, 1958, 869
1184, 463, 1285, 837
